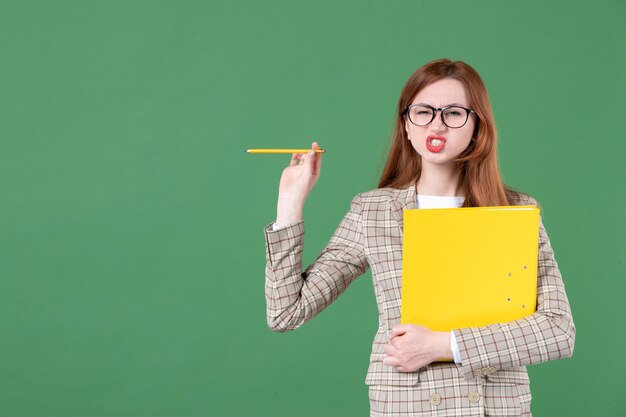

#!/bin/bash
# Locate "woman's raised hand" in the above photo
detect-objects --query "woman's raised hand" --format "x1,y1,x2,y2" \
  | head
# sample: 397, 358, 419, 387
275, 141, 323, 228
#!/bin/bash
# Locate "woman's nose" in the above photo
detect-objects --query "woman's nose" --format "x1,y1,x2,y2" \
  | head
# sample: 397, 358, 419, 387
429, 111, 447, 132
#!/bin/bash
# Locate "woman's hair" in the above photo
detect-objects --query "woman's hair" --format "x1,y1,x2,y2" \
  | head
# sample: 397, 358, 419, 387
377, 58, 523, 207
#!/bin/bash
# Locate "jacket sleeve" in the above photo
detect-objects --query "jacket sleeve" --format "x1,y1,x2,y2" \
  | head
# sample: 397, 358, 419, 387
264, 194, 370, 332
454, 197, 576, 380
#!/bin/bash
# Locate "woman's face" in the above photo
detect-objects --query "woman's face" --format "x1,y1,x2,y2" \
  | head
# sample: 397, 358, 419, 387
404, 77, 476, 168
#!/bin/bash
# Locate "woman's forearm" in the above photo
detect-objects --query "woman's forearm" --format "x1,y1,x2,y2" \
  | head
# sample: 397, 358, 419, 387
275, 195, 304, 228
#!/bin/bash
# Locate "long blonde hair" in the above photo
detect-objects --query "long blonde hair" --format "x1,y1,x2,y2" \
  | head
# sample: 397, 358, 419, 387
378, 58, 523, 206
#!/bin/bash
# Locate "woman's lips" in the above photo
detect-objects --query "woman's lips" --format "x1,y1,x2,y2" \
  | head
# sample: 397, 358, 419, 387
426, 135, 446, 153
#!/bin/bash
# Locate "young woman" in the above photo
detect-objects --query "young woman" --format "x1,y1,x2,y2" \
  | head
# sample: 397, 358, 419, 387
263, 58, 576, 416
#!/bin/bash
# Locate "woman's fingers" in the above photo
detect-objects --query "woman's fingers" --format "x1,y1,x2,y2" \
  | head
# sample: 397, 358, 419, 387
313, 142, 322, 175
289, 142, 322, 168
383, 343, 398, 356
390, 324, 412, 339
307, 141, 322, 175
382, 355, 400, 367
289, 152, 306, 166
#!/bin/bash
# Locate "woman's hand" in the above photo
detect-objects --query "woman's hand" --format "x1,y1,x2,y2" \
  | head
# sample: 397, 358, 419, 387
382, 324, 453, 372
275, 141, 323, 227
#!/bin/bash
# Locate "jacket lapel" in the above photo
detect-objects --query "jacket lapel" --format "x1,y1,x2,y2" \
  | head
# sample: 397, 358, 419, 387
389, 181, 417, 235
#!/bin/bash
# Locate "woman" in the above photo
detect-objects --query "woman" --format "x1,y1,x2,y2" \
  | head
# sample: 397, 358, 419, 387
263, 58, 575, 416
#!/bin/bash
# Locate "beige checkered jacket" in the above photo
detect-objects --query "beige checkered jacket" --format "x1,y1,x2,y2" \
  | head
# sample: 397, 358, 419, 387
264, 183, 575, 416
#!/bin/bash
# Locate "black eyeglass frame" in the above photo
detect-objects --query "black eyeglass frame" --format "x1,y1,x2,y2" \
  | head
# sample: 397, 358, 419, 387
403, 104, 476, 129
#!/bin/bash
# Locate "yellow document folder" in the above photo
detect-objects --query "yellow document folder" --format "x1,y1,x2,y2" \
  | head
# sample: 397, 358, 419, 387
401, 206, 540, 331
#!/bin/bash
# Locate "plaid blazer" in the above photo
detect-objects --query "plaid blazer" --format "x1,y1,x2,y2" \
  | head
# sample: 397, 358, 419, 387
264, 183, 575, 415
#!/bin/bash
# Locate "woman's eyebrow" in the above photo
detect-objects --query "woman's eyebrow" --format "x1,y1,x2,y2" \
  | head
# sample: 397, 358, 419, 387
416, 102, 466, 107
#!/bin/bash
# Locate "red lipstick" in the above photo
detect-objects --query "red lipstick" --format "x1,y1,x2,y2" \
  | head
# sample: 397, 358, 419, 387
426, 135, 446, 153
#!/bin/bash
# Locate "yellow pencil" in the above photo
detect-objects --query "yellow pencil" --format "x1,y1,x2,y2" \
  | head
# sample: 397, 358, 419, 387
246, 148, 326, 154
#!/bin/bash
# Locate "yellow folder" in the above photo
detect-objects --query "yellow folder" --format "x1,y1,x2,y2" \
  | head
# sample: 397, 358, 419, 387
401, 206, 540, 331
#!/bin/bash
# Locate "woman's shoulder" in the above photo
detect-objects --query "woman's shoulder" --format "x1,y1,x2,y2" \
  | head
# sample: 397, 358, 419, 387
505, 188, 539, 207
355, 186, 408, 203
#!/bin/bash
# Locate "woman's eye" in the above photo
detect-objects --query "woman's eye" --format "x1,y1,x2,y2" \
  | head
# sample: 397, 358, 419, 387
416, 111, 431, 115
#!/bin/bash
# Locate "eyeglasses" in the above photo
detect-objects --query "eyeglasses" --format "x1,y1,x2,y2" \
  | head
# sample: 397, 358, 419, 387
403, 104, 476, 129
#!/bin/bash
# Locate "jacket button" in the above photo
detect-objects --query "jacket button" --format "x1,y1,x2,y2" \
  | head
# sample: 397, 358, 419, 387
468, 391, 481, 403
430, 393, 442, 406
487, 366, 496, 374
473, 368, 483, 377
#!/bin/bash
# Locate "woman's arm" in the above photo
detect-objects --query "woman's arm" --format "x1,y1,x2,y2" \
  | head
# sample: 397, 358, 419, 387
265, 194, 370, 332
453, 197, 576, 379
265, 140, 370, 331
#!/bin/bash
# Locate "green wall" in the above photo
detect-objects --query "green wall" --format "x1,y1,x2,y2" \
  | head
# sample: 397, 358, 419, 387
1, 1, 624, 416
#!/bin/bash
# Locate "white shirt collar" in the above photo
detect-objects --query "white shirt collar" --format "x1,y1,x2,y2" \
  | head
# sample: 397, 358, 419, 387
416, 194, 465, 209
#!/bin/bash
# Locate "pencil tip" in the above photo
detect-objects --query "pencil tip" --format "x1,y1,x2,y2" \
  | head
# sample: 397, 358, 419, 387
245, 149, 250, 153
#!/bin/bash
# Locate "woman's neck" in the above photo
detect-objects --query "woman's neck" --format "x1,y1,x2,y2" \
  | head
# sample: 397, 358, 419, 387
416, 162, 463, 197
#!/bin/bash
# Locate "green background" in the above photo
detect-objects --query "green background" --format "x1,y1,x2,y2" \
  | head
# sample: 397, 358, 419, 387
1, 0, 624, 416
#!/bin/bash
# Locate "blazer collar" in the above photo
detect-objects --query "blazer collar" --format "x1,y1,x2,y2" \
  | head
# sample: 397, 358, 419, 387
399, 179, 418, 211
390, 180, 417, 233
